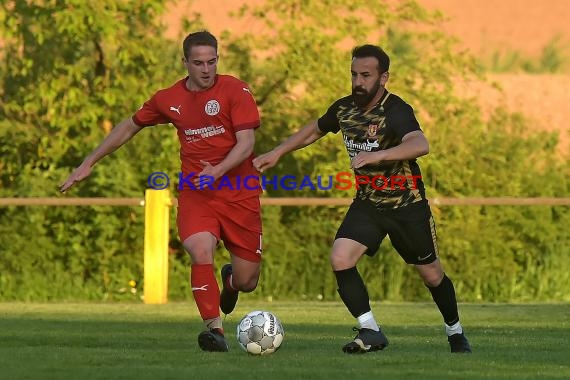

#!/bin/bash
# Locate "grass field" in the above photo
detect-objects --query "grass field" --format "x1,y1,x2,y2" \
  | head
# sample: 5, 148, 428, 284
1, 301, 569, 379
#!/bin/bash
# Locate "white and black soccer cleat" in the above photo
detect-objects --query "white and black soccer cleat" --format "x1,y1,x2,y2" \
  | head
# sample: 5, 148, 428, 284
342, 327, 389, 354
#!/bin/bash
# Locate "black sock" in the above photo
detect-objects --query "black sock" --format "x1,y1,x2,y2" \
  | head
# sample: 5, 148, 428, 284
427, 274, 459, 325
334, 267, 371, 318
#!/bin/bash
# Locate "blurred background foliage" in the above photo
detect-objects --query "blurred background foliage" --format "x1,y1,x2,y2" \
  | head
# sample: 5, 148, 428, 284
0, 0, 568, 302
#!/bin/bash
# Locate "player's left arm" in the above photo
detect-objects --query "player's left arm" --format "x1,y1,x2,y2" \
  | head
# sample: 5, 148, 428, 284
196, 129, 255, 181
351, 131, 429, 169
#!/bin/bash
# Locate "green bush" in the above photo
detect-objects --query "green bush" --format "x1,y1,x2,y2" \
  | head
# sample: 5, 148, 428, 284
1, 0, 568, 302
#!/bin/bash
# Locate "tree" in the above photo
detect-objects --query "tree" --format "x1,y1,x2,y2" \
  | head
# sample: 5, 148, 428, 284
0, 0, 567, 301
216, 0, 570, 302
0, 0, 192, 300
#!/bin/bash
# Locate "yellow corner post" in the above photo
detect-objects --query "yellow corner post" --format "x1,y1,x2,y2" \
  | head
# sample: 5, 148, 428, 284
143, 189, 172, 304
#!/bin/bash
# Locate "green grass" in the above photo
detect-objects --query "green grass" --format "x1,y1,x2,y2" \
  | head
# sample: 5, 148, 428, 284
1, 302, 569, 379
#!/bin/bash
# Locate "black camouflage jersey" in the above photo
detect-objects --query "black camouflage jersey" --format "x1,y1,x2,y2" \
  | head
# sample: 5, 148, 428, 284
317, 91, 426, 209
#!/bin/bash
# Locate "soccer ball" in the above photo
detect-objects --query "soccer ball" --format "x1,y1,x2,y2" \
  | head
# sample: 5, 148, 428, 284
236, 310, 284, 355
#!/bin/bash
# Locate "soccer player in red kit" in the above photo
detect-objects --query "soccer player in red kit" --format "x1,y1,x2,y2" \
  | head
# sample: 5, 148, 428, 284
60, 31, 263, 352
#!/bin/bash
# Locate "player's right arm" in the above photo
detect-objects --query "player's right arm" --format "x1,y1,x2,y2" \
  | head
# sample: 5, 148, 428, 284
253, 120, 324, 172
59, 117, 144, 192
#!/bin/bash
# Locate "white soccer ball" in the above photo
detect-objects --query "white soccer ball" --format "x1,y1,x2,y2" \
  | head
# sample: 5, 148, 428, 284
236, 310, 284, 355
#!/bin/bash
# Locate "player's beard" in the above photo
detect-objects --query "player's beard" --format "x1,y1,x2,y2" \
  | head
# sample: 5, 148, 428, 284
352, 79, 381, 107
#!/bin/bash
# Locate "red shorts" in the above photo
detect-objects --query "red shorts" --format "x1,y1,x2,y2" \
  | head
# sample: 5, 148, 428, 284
176, 192, 263, 262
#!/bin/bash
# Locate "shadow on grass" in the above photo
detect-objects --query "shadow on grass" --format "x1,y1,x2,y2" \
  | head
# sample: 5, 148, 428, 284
1, 303, 569, 379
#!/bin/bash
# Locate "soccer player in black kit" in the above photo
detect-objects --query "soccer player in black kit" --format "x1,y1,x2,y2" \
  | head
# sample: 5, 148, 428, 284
253, 44, 472, 354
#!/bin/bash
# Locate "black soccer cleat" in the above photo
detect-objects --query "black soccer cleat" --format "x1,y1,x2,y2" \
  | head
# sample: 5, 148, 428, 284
198, 329, 229, 352
342, 327, 389, 354
448, 332, 472, 353
220, 264, 239, 315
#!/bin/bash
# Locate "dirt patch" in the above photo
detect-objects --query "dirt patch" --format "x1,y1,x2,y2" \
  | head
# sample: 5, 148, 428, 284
420, 0, 570, 58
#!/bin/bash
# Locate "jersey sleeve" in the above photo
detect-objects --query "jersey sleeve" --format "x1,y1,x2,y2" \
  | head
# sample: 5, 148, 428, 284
230, 82, 260, 131
317, 99, 342, 134
386, 102, 421, 140
132, 92, 170, 127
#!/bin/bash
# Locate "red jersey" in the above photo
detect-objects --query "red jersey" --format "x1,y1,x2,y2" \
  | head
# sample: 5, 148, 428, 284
133, 74, 261, 201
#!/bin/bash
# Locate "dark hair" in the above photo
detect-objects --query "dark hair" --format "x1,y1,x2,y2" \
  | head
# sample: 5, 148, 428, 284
182, 30, 218, 59
351, 44, 390, 74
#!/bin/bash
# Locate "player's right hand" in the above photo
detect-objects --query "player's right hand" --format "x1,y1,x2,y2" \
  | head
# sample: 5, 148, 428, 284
59, 164, 92, 193
252, 151, 280, 173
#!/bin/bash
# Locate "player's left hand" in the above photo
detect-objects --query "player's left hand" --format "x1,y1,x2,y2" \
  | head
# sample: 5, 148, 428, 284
350, 152, 381, 169
193, 160, 221, 187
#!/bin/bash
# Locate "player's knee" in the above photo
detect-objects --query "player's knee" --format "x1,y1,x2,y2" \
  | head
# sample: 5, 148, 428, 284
183, 233, 217, 264
186, 248, 213, 265
329, 252, 353, 271
423, 272, 444, 287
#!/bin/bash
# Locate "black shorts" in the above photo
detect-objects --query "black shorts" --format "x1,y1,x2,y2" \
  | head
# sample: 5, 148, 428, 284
335, 199, 439, 265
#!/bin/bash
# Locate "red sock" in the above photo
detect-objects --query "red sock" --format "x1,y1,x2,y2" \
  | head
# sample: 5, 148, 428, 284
190, 264, 220, 320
